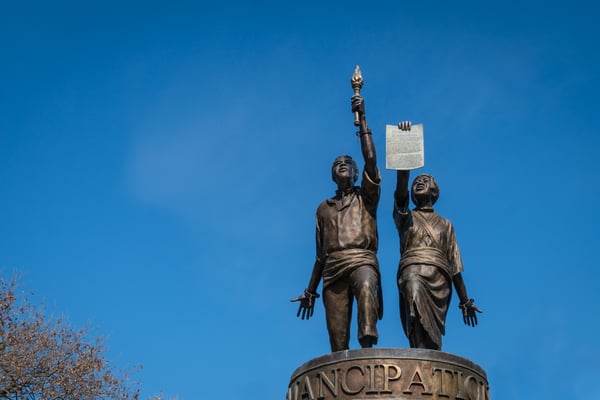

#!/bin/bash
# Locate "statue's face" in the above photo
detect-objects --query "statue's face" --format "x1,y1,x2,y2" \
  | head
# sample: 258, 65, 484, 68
411, 174, 439, 207
412, 175, 432, 196
332, 156, 357, 184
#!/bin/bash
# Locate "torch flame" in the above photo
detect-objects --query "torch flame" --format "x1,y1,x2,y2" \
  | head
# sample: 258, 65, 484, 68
351, 65, 363, 87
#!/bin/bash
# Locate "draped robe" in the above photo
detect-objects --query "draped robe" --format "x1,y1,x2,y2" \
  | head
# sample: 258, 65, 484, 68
393, 199, 464, 349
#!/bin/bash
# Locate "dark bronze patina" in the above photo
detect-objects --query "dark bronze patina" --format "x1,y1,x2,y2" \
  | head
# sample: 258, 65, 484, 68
287, 72, 490, 400
292, 67, 383, 352
393, 124, 482, 350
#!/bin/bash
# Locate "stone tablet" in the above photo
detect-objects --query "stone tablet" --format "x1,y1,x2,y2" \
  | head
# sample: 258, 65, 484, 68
386, 123, 424, 170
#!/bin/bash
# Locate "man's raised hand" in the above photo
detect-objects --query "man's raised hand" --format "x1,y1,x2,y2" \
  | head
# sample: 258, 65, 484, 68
351, 94, 365, 116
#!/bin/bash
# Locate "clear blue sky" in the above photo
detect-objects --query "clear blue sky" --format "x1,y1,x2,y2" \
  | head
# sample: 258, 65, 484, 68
1, 1, 599, 398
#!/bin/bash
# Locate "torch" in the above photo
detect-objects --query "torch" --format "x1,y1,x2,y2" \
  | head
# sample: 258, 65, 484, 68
351, 65, 364, 127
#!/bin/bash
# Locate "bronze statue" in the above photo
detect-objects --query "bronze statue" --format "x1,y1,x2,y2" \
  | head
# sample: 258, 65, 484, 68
393, 125, 482, 350
292, 69, 383, 352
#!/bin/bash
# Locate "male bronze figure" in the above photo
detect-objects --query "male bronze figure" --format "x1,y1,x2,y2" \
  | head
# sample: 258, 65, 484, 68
292, 93, 383, 352
393, 127, 482, 350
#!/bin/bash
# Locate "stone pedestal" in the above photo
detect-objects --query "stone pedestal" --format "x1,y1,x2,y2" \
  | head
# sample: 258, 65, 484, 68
287, 348, 489, 400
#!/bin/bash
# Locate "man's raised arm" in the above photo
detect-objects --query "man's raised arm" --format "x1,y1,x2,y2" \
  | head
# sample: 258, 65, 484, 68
351, 95, 377, 180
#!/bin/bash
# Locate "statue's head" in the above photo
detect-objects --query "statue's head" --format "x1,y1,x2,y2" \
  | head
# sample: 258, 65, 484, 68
411, 174, 439, 207
331, 155, 359, 185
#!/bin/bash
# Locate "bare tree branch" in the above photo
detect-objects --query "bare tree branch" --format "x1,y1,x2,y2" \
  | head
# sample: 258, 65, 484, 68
0, 276, 141, 400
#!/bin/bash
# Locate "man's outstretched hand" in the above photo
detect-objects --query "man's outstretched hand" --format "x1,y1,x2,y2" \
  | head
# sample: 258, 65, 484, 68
291, 290, 320, 320
459, 298, 483, 327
